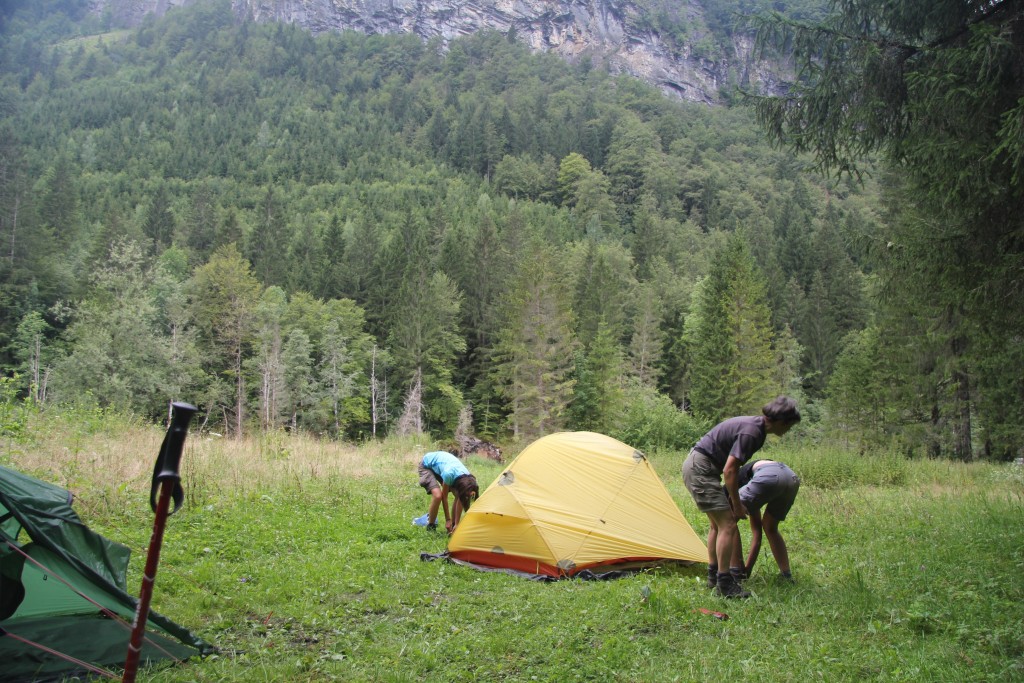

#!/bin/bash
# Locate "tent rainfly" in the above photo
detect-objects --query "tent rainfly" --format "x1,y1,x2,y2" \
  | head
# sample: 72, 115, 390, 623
446, 431, 707, 579
0, 464, 212, 682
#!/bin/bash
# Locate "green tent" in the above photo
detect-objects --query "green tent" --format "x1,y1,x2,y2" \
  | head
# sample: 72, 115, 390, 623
0, 464, 212, 682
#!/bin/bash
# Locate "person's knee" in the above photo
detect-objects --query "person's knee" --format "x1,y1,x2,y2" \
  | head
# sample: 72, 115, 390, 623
709, 513, 737, 535
429, 487, 442, 500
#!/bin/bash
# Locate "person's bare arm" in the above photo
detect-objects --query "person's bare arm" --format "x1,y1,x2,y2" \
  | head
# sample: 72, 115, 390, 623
762, 513, 791, 575
449, 497, 463, 533
745, 506, 763, 576
723, 456, 747, 520
440, 484, 452, 525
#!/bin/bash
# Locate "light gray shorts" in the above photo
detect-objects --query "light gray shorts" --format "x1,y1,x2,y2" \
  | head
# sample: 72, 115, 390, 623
682, 449, 730, 513
740, 462, 800, 520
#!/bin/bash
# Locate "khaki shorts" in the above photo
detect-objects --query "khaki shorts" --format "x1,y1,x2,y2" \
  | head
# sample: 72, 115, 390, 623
418, 465, 441, 493
682, 449, 730, 513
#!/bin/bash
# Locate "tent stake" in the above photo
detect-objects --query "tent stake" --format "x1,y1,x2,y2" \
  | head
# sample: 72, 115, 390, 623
123, 401, 197, 683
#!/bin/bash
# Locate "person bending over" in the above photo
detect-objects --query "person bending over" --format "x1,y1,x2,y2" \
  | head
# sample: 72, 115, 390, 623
731, 459, 800, 581
682, 396, 801, 599
417, 450, 479, 533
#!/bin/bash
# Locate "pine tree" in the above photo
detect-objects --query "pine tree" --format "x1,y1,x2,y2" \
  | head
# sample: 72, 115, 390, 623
282, 326, 315, 433
569, 319, 627, 433
189, 244, 262, 436
826, 326, 899, 445
387, 270, 466, 435
34, 155, 78, 247
317, 301, 365, 438
247, 185, 287, 286
250, 286, 288, 430
571, 239, 634, 350
143, 184, 175, 251
184, 183, 217, 259
489, 240, 576, 440
13, 311, 53, 403
316, 214, 347, 299
604, 113, 658, 225
685, 236, 776, 422
752, 0, 1024, 457
628, 282, 666, 387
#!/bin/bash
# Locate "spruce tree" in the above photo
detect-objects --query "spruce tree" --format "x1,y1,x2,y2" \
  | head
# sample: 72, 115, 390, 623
685, 236, 776, 422
189, 244, 262, 436
752, 0, 1024, 457
489, 240, 576, 440
569, 319, 627, 433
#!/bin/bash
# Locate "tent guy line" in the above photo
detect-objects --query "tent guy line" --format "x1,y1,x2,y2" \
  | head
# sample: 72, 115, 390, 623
2, 536, 184, 664
0, 627, 120, 679
0, 462, 211, 682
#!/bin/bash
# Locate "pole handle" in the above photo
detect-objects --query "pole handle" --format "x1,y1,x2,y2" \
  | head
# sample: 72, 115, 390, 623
149, 402, 197, 514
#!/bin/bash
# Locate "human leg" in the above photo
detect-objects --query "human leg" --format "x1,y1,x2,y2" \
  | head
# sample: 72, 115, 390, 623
760, 465, 798, 578
730, 531, 746, 583
683, 451, 742, 593
706, 517, 719, 588
707, 508, 749, 599
427, 486, 443, 527
762, 512, 790, 576
418, 465, 444, 528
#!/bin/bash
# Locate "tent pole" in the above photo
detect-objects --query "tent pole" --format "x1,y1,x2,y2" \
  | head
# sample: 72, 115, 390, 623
123, 402, 196, 683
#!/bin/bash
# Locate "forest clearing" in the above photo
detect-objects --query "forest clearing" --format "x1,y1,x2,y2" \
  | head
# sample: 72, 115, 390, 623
4, 409, 1023, 681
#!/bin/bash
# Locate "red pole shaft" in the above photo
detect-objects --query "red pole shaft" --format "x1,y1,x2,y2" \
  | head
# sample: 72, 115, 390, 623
122, 481, 174, 683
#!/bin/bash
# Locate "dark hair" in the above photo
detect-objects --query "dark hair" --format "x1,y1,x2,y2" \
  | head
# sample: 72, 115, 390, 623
762, 396, 801, 424
452, 474, 479, 511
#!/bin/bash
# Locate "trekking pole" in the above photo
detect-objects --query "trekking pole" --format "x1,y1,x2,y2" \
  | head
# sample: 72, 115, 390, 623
123, 401, 197, 683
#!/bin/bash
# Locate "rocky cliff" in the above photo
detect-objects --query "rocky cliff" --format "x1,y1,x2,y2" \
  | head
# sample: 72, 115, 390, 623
89, 0, 782, 104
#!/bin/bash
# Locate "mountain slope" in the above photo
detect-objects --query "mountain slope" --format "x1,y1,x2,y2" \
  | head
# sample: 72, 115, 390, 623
89, 0, 785, 103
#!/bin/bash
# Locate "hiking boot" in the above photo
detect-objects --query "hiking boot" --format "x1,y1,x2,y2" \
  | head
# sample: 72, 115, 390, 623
707, 566, 718, 589
715, 573, 751, 599
426, 522, 437, 531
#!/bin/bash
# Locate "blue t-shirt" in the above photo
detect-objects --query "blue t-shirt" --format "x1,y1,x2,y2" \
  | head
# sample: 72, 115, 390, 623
421, 451, 469, 486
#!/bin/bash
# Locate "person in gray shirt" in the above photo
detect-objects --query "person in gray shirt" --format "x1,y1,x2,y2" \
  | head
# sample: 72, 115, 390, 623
682, 396, 801, 598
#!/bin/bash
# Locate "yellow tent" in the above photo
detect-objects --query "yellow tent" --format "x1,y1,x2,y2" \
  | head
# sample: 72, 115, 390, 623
447, 431, 707, 579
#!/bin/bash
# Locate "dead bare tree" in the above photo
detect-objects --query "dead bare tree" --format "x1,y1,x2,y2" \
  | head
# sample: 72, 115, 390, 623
395, 368, 423, 437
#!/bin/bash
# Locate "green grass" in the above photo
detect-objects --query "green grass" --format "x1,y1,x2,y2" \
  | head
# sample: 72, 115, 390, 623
3, 415, 1023, 681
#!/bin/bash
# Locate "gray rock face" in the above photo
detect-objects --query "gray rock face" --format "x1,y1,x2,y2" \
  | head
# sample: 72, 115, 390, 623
89, 0, 781, 104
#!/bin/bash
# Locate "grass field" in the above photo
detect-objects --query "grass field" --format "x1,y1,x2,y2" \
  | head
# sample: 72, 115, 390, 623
4, 411, 1023, 682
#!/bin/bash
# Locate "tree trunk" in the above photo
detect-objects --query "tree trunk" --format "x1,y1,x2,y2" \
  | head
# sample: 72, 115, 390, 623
951, 331, 973, 461
234, 343, 244, 438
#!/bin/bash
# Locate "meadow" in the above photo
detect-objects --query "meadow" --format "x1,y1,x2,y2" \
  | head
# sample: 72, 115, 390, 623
4, 409, 1023, 682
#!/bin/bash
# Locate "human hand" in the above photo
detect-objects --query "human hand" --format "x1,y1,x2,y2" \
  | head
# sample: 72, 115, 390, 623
445, 520, 454, 533
734, 502, 748, 520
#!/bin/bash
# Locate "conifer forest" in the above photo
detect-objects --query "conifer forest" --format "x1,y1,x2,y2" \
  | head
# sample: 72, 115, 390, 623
1, 0, 1021, 461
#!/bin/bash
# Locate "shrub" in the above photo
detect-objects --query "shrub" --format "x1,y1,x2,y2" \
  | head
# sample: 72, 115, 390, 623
0, 375, 33, 440
613, 384, 709, 454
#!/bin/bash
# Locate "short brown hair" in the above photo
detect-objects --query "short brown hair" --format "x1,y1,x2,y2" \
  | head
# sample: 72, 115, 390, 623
762, 396, 801, 424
